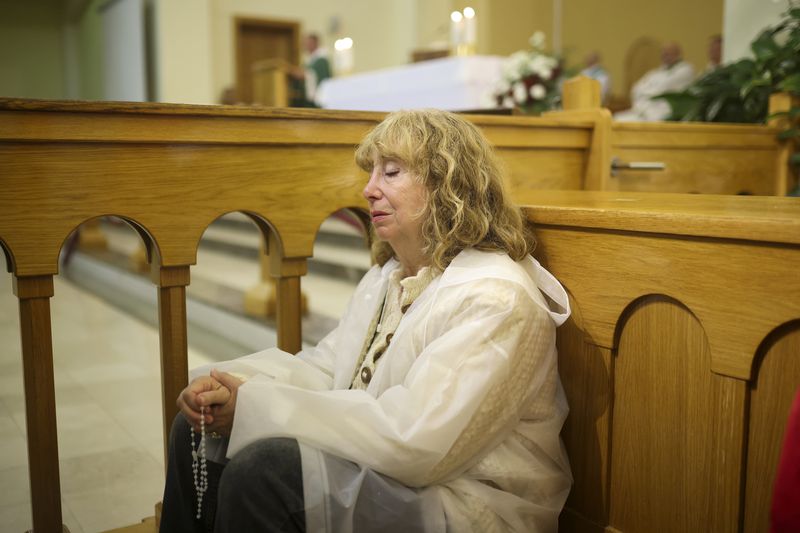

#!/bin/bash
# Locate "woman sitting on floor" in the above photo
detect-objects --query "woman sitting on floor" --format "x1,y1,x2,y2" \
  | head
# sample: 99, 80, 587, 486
160, 109, 572, 533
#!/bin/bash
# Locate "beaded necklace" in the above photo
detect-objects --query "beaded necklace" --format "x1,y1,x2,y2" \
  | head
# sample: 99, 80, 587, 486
189, 406, 208, 519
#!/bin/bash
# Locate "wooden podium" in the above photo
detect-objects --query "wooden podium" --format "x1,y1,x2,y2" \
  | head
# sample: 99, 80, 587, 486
251, 58, 294, 107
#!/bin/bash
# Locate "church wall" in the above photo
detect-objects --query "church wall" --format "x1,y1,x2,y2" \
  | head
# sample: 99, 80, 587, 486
483, 0, 554, 57
72, 0, 105, 102
206, 0, 417, 105
723, 0, 786, 63
0, 0, 66, 99
416, 0, 453, 53
152, 0, 215, 104
0, 0, 789, 109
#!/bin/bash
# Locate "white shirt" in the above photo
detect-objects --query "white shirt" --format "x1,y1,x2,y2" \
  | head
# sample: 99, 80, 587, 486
616, 60, 695, 122
192, 249, 572, 532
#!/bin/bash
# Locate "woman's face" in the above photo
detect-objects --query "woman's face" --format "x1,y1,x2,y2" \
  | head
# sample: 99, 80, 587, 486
363, 158, 427, 250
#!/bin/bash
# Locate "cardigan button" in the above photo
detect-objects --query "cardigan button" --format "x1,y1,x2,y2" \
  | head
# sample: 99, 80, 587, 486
401, 304, 411, 313
385, 333, 393, 344
360, 366, 373, 384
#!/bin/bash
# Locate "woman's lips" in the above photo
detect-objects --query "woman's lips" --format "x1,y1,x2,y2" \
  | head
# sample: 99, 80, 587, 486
371, 211, 389, 222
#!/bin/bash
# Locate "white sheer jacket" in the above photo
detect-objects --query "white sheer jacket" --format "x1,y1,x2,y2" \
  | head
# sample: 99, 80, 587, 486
191, 248, 573, 532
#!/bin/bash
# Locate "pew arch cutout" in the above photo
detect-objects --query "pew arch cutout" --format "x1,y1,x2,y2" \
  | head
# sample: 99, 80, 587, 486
742, 318, 800, 533
606, 293, 743, 533
0, 236, 14, 273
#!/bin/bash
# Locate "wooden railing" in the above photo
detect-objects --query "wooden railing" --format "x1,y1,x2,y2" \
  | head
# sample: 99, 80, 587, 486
0, 98, 595, 532
1, 98, 798, 532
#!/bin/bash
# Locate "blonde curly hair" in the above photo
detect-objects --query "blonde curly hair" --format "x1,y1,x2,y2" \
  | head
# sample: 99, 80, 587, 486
355, 109, 534, 270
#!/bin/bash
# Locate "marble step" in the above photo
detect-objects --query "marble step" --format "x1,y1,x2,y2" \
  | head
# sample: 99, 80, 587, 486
207, 213, 372, 282
64, 218, 368, 359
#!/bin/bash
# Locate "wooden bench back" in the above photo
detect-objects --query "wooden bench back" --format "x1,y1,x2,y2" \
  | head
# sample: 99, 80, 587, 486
523, 190, 800, 532
555, 77, 795, 195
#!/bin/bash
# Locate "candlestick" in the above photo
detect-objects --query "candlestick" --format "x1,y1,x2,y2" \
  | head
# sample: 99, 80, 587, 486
463, 6, 476, 55
334, 37, 354, 75
450, 11, 465, 56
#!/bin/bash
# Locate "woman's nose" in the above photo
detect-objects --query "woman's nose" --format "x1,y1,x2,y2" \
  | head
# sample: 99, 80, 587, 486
363, 170, 381, 200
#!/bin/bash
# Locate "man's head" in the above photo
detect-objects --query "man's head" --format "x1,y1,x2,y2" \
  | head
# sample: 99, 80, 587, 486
584, 51, 601, 68
304, 33, 320, 54
661, 42, 682, 67
708, 35, 722, 66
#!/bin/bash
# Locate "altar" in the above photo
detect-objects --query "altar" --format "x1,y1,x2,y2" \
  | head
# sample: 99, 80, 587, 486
316, 55, 505, 112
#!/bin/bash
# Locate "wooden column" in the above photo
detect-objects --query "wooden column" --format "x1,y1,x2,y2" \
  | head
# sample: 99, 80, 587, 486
244, 237, 307, 319
268, 232, 307, 354
153, 265, 190, 466
275, 274, 303, 354
550, 76, 612, 191
244, 238, 277, 317
561, 75, 602, 111
14, 275, 65, 533
767, 91, 799, 195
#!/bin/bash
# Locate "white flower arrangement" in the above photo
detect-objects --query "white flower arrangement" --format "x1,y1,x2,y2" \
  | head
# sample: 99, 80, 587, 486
490, 32, 564, 114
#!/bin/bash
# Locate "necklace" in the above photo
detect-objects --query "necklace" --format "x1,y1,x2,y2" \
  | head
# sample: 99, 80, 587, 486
189, 406, 208, 519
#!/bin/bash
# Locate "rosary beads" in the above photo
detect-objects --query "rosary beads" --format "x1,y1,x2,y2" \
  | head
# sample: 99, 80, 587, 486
190, 406, 208, 520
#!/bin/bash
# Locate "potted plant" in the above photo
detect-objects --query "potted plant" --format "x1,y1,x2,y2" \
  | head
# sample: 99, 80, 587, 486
658, 3, 799, 193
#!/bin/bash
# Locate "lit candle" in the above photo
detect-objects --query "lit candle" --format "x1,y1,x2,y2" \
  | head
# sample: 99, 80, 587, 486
463, 6, 476, 50
334, 37, 354, 75
450, 11, 463, 53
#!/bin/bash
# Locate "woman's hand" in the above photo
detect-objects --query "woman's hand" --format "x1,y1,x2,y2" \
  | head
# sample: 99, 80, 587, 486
201, 369, 244, 438
177, 375, 231, 431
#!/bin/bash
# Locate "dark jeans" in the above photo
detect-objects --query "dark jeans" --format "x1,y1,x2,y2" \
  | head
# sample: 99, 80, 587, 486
160, 414, 306, 533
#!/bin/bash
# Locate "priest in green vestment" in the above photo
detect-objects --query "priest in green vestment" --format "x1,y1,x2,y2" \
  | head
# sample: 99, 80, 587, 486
290, 33, 332, 107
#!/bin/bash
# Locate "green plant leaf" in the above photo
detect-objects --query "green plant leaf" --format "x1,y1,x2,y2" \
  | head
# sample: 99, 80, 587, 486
706, 96, 726, 121
790, 152, 800, 166
656, 92, 699, 121
751, 30, 780, 61
778, 127, 799, 140
778, 73, 800, 93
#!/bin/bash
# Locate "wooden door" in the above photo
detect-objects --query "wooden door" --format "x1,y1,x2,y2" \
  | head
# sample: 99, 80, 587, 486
235, 17, 300, 104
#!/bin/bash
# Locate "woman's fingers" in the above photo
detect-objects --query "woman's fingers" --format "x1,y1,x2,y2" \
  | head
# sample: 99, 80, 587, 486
197, 386, 230, 408
210, 369, 243, 390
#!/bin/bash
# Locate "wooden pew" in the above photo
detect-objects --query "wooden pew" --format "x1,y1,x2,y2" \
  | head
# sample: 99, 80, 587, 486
68, 82, 797, 323
520, 190, 800, 533
555, 77, 796, 195
0, 98, 595, 532
1, 99, 798, 532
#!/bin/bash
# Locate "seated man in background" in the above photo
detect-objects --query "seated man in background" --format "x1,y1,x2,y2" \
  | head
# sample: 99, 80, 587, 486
701, 34, 723, 76
159, 109, 572, 533
580, 51, 611, 104
615, 41, 694, 122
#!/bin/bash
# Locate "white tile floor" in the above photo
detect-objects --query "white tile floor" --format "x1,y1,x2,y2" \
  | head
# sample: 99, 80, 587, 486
0, 271, 217, 532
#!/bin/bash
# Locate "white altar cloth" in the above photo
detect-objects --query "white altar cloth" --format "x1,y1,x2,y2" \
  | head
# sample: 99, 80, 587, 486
316, 55, 504, 112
